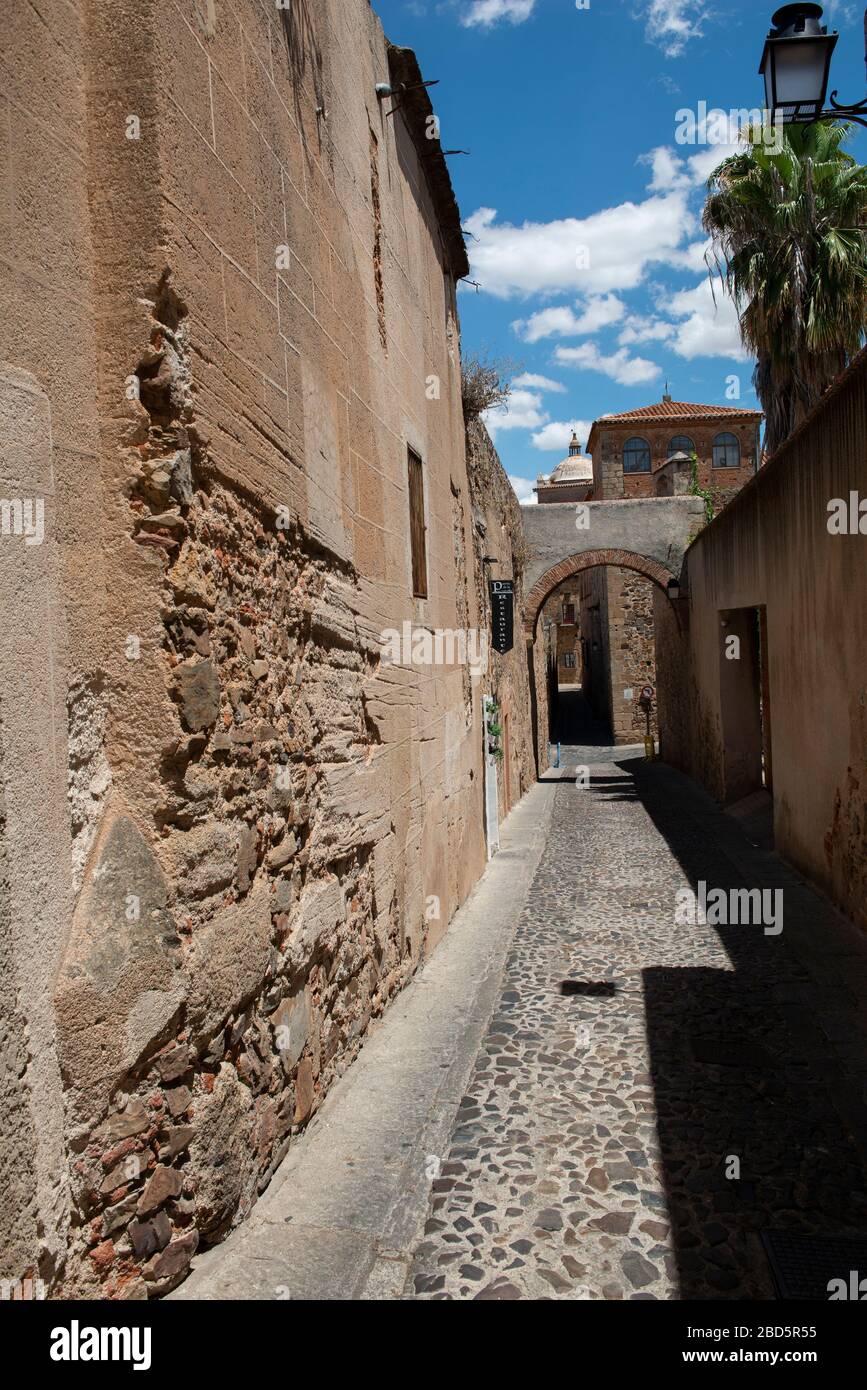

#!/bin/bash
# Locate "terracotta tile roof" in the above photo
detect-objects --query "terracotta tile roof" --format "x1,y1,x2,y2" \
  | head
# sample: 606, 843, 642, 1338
596, 401, 761, 423
586, 399, 762, 454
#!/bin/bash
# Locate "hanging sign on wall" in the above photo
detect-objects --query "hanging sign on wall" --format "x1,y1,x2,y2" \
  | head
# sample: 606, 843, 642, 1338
490, 579, 515, 655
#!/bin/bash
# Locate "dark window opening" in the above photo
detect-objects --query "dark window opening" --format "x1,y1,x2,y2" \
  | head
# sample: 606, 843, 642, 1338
668, 435, 695, 457
407, 447, 428, 598
623, 437, 652, 473
713, 432, 741, 468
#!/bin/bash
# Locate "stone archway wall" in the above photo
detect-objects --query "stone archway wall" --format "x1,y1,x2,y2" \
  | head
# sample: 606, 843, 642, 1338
524, 548, 675, 638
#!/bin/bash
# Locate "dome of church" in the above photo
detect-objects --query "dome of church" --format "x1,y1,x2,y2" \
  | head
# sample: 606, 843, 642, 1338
550, 457, 593, 483
549, 432, 593, 484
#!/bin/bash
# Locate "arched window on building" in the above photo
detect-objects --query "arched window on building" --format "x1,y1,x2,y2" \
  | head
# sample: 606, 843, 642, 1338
623, 437, 651, 473
667, 435, 695, 458
713, 432, 741, 468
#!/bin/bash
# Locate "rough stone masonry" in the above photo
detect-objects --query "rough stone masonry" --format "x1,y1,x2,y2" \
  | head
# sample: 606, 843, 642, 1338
0, 0, 534, 1298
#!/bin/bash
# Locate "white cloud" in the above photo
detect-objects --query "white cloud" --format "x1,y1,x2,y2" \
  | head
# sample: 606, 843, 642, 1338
824, 1, 858, 22
657, 73, 682, 97
687, 144, 739, 185
512, 372, 566, 393
643, 146, 693, 194
509, 475, 538, 505
642, 143, 740, 197
513, 307, 581, 341
514, 294, 627, 342
618, 315, 677, 348
554, 342, 662, 387
460, 0, 535, 27
615, 280, 748, 362
665, 279, 748, 360
483, 386, 548, 439
465, 195, 692, 299
531, 420, 594, 452
642, 1, 709, 57
666, 239, 712, 273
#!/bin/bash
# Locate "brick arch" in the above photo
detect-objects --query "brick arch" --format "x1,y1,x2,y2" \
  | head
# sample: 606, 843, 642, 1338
524, 548, 676, 638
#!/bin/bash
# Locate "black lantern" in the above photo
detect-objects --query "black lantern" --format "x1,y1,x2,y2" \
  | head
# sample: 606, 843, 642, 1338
759, 4, 838, 123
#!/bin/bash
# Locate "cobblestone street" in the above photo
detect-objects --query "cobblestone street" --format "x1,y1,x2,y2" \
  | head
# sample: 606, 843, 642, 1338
407, 720, 867, 1301
177, 710, 867, 1304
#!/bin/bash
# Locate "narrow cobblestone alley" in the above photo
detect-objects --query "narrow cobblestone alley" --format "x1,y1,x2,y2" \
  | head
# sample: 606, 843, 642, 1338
176, 704, 867, 1303
407, 730, 867, 1301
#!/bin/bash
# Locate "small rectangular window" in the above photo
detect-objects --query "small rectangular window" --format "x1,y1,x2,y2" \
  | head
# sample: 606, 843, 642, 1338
564, 652, 577, 669
407, 448, 428, 598
562, 603, 576, 626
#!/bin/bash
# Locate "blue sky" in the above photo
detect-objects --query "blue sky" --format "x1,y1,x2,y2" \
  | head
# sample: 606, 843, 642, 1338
372, 0, 867, 497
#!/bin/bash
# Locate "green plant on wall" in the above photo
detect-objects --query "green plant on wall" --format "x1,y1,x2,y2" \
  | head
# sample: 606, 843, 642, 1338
486, 697, 504, 760
687, 452, 715, 526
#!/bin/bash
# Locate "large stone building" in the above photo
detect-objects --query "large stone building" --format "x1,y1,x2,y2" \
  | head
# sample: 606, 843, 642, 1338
585, 395, 763, 511
0, 0, 533, 1299
534, 400, 763, 744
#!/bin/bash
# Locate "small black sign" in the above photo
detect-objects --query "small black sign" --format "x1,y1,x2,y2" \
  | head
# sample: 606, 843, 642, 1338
490, 579, 515, 655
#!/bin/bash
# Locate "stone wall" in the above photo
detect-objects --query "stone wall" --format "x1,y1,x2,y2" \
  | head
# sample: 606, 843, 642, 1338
657, 352, 867, 932
0, 0, 106, 1297
465, 419, 536, 822
574, 567, 658, 744
603, 569, 658, 744
0, 0, 533, 1299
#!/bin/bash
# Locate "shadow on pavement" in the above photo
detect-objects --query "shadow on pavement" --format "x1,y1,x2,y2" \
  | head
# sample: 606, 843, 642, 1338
608, 756, 867, 1299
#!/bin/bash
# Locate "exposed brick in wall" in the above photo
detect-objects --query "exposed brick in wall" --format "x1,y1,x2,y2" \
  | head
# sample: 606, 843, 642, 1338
56, 271, 429, 1299
590, 420, 760, 508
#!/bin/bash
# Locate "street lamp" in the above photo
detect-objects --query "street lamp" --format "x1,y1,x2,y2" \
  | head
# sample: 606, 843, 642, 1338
760, 5, 837, 123
760, 3, 867, 128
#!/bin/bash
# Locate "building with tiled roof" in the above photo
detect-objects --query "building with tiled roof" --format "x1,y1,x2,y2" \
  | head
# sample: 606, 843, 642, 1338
543, 391, 766, 749
585, 391, 764, 509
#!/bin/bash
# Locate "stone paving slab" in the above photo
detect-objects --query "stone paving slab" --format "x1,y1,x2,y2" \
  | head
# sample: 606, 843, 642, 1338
406, 747, 867, 1302
171, 781, 556, 1300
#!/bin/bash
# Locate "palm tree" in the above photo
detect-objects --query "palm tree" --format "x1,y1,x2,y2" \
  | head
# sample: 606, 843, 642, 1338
703, 120, 867, 454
